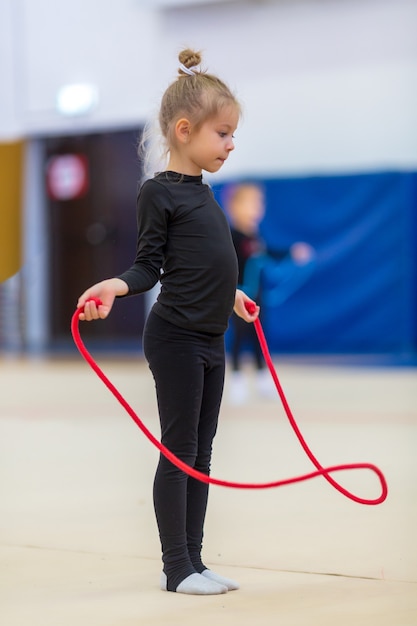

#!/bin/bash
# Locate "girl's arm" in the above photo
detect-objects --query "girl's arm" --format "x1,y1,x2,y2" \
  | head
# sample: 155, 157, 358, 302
77, 278, 129, 321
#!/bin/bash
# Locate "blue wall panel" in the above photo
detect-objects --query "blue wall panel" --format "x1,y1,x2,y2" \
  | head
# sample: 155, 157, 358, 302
212, 172, 417, 354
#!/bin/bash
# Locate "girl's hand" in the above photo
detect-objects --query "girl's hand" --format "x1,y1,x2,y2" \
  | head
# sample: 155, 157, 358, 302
77, 278, 128, 321
233, 289, 260, 323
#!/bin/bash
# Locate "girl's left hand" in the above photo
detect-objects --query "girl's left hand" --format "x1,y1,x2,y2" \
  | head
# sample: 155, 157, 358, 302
234, 289, 260, 322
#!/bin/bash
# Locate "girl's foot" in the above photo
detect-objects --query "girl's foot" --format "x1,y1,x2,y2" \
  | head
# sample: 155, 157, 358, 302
201, 569, 240, 591
160, 571, 228, 595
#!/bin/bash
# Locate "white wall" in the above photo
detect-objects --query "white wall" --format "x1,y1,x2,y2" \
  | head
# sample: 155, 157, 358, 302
0, 1, 22, 139
2, 0, 159, 136
157, 0, 417, 177
1, 0, 416, 175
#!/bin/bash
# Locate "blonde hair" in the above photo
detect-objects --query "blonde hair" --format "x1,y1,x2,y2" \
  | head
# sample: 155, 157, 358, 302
140, 48, 240, 178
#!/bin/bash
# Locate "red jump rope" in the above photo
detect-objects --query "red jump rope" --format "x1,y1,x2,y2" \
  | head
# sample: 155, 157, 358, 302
71, 299, 388, 506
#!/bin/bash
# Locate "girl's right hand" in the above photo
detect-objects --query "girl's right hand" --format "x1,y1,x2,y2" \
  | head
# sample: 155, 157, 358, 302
77, 278, 129, 321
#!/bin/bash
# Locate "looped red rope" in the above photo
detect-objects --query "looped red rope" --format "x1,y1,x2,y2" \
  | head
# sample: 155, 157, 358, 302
71, 299, 388, 505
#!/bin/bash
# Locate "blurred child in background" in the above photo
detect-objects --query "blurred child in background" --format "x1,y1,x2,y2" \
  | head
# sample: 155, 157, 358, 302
226, 182, 315, 404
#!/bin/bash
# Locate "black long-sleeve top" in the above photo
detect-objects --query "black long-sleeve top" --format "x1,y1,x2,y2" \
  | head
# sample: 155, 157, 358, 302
118, 171, 238, 335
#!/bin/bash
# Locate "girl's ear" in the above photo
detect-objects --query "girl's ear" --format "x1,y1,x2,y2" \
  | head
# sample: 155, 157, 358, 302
175, 118, 192, 143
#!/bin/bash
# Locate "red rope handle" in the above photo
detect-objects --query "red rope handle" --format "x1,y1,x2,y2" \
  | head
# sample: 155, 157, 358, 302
71, 299, 388, 505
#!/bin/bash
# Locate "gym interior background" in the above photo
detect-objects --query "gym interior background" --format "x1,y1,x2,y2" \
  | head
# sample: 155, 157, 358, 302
0, 0, 416, 358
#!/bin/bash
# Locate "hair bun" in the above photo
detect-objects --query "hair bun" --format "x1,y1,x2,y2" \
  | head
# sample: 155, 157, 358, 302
178, 48, 202, 75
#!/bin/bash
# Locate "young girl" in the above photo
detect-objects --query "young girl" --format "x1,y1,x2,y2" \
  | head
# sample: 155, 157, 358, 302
77, 48, 259, 595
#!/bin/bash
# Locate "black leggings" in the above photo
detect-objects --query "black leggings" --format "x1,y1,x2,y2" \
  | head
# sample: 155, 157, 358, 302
143, 310, 225, 592
230, 312, 264, 371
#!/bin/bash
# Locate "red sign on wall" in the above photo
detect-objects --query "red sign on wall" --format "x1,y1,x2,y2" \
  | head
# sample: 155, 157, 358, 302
46, 154, 89, 201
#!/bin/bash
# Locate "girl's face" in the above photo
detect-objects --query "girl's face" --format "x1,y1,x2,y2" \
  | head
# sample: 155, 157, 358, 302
181, 105, 239, 175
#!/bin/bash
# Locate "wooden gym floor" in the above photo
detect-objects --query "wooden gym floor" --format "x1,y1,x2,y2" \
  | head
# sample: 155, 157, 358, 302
1, 354, 416, 625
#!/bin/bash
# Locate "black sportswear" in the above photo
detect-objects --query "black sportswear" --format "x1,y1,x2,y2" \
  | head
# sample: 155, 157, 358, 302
118, 171, 238, 334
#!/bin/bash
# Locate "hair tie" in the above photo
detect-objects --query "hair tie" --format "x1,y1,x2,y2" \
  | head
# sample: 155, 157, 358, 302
179, 63, 197, 76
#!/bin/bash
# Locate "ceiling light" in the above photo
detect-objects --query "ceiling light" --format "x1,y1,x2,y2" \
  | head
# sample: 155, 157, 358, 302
56, 83, 99, 116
